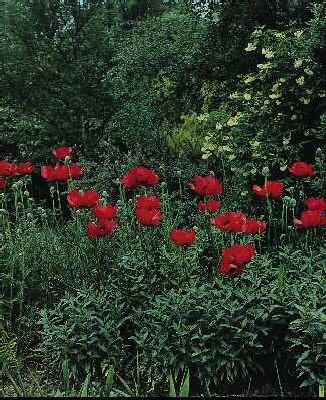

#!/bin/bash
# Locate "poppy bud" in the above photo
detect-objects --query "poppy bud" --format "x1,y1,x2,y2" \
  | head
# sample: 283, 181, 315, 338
262, 166, 270, 176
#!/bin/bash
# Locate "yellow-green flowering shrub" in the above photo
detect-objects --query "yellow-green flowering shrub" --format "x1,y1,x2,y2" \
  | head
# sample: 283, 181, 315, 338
168, 3, 326, 187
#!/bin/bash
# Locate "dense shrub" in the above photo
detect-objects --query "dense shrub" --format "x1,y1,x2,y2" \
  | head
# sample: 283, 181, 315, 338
287, 278, 326, 387
106, 7, 208, 154
1, 0, 114, 157
39, 287, 126, 378
134, 280, 273, 386
168, 3, 326, 194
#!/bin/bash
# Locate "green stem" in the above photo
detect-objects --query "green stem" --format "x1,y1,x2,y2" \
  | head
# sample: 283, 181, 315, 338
305, 229, 309, 251
56, 182, 62, 219
19, 188, 27, 222
17, 237, 26, 334
50, 188, 57, 225
14, 189, 19, 223
266, 196, 273, 247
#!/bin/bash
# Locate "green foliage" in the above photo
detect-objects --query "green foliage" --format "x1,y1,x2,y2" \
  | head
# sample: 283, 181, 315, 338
169, 3, 326, 192
134, 281, 271, 385
1, 159, 325, 396
0, 329, 20, 374
106, 7, 208, 153
1, 0, 114, 156
39, 286, 126, 378
288, 296, 326, 387
0, 102, 47, 162
1, 1, 325, 397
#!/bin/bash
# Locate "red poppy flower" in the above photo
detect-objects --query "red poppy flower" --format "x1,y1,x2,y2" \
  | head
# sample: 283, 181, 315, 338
170, 228, 196, 246
135, 208, 162, 226
41, 163, 82, 181
68, 163, 83, 179
0, 178, 5, 190
243, 219, 267, 234
41, 164, 69, 181
288, 161, 315, 177
197, 199, 220, 213
52, 146, 73, 159
16, 161, 35, 175
221, 243, 256, 265
0, 161, 17, 177
218, 244, 255, 277
294, 210, 326, 228
211, 211, 246, 232
67, 189, 100, 208
92, 204, 118, 220
252, 181, 284, 198
305, 197, 326, 211
135, 195, 160, 210
189, 175, 223, 196
121, 166, 159, 188
87, 219, 117, 238
218, 258, 245, 277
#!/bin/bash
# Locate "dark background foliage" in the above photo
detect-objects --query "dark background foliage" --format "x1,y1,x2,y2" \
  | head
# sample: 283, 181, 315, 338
1, 0, 325, 396
2, 0, 324, 165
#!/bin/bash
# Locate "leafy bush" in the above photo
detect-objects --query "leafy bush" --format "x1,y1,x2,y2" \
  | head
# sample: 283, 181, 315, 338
287, 280, 326, 387
134, 281, 272, 387
106, 7, 208, 153
169, 3, 326, 193
1, 0, 114, 157
39, 286, 126, 378
132, 245, 325, 392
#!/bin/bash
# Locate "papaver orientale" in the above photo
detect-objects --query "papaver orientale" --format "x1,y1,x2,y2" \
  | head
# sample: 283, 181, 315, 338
52, 146, 73, 159
135, 208, 161, 226
87, 219, 117, 238
170, 228, 196, 246
67, 189, 100, 208
92, 204, 118, 220
252, 181, 284, 198
189, 175, 223, 196
211, 211, 246, 232
305, 197, 326, 211
0, 161, 17, 177
294, 210, 326, 228
288, 161, 315, 177
135, 195, 160, 210
16, 162, 35, 175
121, 166, 159, 188
197, 199, 220, 213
